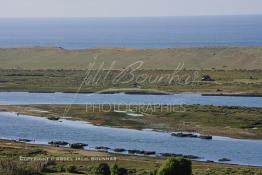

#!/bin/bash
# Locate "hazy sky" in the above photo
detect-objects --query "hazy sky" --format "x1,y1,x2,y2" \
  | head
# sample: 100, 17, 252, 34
0, 0, 262, 18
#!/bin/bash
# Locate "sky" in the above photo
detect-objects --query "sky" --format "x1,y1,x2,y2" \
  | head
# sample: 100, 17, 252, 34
0, 0, 262, 18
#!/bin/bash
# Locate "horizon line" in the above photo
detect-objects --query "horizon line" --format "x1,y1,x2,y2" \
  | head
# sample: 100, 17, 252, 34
0, 14, 262, 19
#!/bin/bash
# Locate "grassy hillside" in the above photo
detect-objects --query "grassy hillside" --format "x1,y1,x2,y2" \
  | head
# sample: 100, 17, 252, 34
0, 47, 262, 70
0, 69, 262, 93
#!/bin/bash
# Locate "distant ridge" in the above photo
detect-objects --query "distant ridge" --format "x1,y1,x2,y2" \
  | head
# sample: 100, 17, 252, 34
0, 46, 261, 70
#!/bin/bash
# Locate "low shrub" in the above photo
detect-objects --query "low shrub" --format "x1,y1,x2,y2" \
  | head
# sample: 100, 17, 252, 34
110, 164, 128, 175
96, 163, 111, 175
157, 157, 192, 175
68, 165, 78, 173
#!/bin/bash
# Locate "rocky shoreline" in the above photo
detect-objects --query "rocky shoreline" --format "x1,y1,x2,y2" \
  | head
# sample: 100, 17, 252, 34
171, 132, 213, 140
202, 93, 262, 97
14, 138, 234, 165
2, 89, 262, 97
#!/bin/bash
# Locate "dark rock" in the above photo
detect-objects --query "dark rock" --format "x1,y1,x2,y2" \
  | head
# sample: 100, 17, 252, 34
128, 150, 155, 155
47, 117, 60, 121
161, 153, 172, 157
128, 149, 138, 154
199, 135, 212, 140
28, 91, 55, 93
206, 160, 214, 163
143, 151, 156, 155
135, 150, 144, 154
113, 148, 126, 152
183, 155, 200, 159
70, 143, 88, 149
161, 153, 183, 157
218, 158, 231, 162
201, 75, 214, 81
18, 138, 32, 142
95, 146, 110, 150
171, 132, 198, 138
48, 141, 69, 146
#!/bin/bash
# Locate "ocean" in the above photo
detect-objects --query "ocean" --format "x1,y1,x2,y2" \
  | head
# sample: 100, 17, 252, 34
0, 15, 262, 48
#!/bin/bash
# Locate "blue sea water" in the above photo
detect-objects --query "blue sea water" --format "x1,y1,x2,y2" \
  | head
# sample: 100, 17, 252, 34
0, 15, 262, 48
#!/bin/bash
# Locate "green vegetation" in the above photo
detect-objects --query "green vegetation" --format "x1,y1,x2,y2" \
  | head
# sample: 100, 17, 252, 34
0, 69, 261, 94
2, 104, 261, 139
0, 160, 45, 175
0, 47, 262, 70
95, 163, 111, 175
0, 140, 261, 175
0, 47, 261, 93
95, 158, 191, 175
67, 165, 78, 173
111, 164, 128, 175
157, 157, 192, 175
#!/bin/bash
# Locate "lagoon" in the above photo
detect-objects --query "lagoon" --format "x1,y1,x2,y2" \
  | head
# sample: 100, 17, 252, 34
0, 92, 261, 107
0, 112, 261, 166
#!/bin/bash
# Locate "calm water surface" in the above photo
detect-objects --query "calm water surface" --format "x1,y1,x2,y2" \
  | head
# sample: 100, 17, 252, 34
0, 92, 261, 107
0, 16, 262, 48
0, 112, 261, 166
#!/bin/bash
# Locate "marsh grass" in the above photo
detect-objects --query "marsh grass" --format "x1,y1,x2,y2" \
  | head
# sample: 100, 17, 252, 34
0, 69, 261, 93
